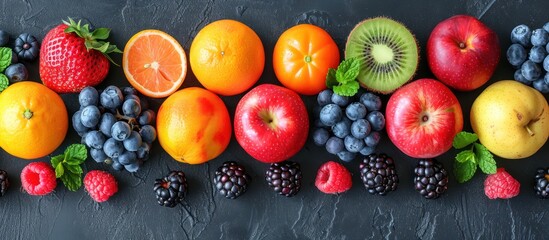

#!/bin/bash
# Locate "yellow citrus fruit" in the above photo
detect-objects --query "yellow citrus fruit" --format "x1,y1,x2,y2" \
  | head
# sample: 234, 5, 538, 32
123, 29, 187, 98
156, 87, 231, 164
0, 81, 68, 159
189, 19, 265, 96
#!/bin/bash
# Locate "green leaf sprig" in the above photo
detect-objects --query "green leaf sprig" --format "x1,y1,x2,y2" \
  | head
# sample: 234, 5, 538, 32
51, 144, 88, 191
0, 47, 12, 92
326, 58, 361, 96
62, 18, 122, 66
452, 131, 497, 183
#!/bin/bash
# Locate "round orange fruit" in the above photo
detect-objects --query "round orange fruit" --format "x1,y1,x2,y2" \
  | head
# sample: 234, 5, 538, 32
123, 29, 187, 98
273, 24, 340, 95
156, 87, 231, 164
189, 19, 265, 96
0, 81, 68, 159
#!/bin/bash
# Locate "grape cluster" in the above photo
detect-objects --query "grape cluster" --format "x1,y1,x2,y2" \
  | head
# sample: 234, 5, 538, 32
507, 22, 549, 93
72, 86, 157, 172
312, 89, 385, 162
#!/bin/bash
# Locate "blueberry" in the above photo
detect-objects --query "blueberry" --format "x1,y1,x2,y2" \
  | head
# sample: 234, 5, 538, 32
506, 44, 527, 67
80, 105, 101, 128
317, 89, 333, 106
138, 109, 156, 125
122, 87, 137, 96
359, 146, 375, 156
345, 102, 367, 120
136, 143, 151, 160
514, 69, 531, 85
533, 79, 549, 93
319, 104, 342, 126
123, 131, 142, 152
366, 111, 385, 131
511, 24, 531, 47
85, 130, 106, 149
0, 30, 9, 47
100, 86, 123, 109
344, 135, 364, 153
111, 121, 132, 141
331, 118, 351, 138
531, 28, 549, 47
103, 138, 124, 158
547, 42, 549, 55
99, 112, 116, 137
359, 92, 382, 111
337, 151, 356, 162
122, 99, 141, 118
14, 33, 39, 61
544, 73, 549, 85
544, 55, 549, 72
4, 63, 28, 83
529, 46, 546, 63
72, 110, 89, 133
112, 160, 124, 171
364, 131, 381, 147
78, 86, 99, 107
521, 60, 542, 81
312, 128, 330, 146
140, 125, 157, 143
124, 160, 142, 172
331, 93, 349, 107
90, 148, 108, 163
325, 136, 344, 154
351, 119, 371, 139
118, 151, 137, 165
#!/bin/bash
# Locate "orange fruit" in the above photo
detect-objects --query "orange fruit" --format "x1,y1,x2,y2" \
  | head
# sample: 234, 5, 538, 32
123, 29, 187, 98
273, 24, 340, 95
156, 87, 231, 164
189, 19, 265, 96
0, 81, 68, 159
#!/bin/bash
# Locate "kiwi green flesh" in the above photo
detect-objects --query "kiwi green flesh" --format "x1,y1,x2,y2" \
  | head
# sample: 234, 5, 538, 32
345, 17, 419, 94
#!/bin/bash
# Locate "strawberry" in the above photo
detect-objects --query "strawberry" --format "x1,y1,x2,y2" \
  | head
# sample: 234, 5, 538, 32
39, 18, 121, 93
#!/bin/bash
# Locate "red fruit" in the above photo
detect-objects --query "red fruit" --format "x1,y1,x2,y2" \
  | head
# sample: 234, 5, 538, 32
39, 19, 120, 93
21, 162, 57, 196
315, 161, 352, 194
84, 170, 118, 202
484, 168, 520, 199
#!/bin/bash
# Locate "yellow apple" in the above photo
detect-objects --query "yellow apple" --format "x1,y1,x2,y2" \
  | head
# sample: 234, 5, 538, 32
470, 80, 549, 159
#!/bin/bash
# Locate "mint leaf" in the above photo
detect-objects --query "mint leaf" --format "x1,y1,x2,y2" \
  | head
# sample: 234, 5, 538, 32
335, 58, 360, 83
453, 131, 478, 149
60, 171, 81, 192
51, 155, 63, 168
64, 144, 87, 165
65, 164, 83, 175
326, 68, 338, 88
0, 47, 11, 72
333, 81, 359, 97
456, 149, 476, 163
454, 160, 477, 183
0, 74, 8, 92
55, 164, 64, 178
475, 143, 497, 174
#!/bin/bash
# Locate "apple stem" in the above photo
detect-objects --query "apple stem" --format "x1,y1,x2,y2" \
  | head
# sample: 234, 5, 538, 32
526, 126, 535, 136
459, 42, 466, 49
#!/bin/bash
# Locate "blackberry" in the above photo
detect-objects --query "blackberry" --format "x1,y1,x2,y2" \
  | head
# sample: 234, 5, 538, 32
534, 168, 549, 199
359, 153, 398, 195
214, 161, 251, 199
265, 161, 302, 197
0, 170, 8, 197
154, 171, 188, 207
414, 159, 448, 199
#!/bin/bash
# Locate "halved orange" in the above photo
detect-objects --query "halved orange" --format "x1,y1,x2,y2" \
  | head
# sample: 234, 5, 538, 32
123, 29, 187, 98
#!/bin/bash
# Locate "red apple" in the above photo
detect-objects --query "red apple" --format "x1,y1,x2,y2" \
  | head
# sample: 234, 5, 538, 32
234, 84, 309, 163
427, 15, 500, 91
385, 79, 463, 158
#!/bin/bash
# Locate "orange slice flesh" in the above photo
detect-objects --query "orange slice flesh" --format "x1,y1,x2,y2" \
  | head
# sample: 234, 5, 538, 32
123, 29, 187, 98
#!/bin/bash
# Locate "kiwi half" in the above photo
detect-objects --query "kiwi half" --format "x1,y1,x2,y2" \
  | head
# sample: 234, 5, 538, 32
345, 17, 419, 94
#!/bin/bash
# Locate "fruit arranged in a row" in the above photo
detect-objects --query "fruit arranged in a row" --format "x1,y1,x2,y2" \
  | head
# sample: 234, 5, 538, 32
507, 22, 549, 92
73, 86, 156, 172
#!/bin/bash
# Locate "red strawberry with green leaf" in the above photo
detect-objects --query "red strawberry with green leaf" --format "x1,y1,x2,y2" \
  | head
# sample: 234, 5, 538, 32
39, 18, 121, 93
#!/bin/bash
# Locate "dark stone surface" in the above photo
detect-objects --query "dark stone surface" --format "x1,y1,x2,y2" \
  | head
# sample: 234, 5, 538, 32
0, 0, 547, 239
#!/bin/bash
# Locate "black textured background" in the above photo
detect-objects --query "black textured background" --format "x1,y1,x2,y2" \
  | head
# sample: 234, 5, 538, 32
0, 0, 548, 239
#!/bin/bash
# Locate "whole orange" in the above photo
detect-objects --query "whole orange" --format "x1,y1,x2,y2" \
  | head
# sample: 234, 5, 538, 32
156, 87, 231, 164
189, 19, 265, 96
0, 81, 68, 159
273, 24, 340, 95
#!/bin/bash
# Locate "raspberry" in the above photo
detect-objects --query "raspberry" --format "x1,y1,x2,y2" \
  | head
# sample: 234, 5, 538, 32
84, 170, 118, 202
484, 168, 520, 199
315, 161, 352, 194
21, 162, 57, 196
